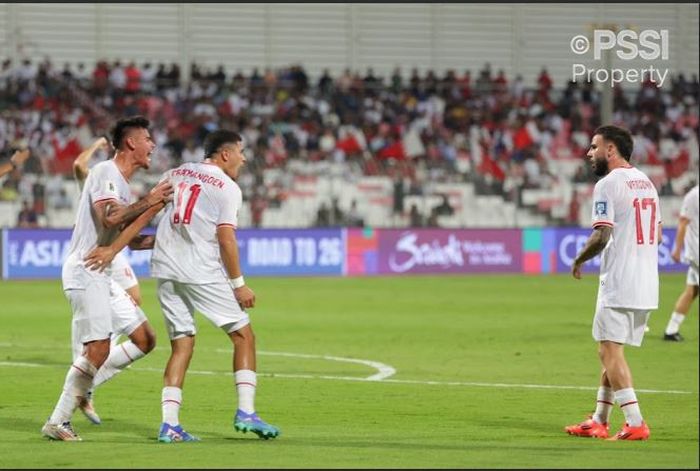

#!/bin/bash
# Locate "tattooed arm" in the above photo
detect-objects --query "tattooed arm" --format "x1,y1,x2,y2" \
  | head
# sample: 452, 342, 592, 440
94, 180, 172, 230
572, 226, 612, 279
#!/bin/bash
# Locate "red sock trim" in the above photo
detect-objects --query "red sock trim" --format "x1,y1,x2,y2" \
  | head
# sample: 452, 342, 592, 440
620, 400, 638, 408
162, 399, 181, 405
72, 364, 94, 379
236, 382, 257, 388
121, 343, 134, 362
597, 400, 614, 406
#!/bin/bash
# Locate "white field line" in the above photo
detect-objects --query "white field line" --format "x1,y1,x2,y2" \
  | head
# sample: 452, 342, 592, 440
0, 343, 395, 381
218, 349, 397, 381
0, 360, 693, 395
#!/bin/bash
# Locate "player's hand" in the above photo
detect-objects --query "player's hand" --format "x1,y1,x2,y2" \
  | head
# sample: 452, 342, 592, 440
571, 262, 582, 280
147, 180, 173, 206
10, 149, 30, 167
95, 136, 111, 152
84, 246, 117, 272
234, 286, 256, 310
671, 248, 681, 263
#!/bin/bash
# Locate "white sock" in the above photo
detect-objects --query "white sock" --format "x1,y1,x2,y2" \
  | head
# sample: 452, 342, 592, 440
49, 356, 98, 424
162, 386, 182, 426
592, 386, 614, 424
615, 388, 643, 427
664, 311, 686, 335
234, 369, 257, 414
92, 341, 146, 388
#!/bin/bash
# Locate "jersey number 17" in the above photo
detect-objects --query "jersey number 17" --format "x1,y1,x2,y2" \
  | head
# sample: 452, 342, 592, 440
633, 197, 657, 245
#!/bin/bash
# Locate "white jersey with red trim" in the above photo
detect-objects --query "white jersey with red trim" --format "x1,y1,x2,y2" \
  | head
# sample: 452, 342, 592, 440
680, 185, 699, 266
63, 160, 132, 290
591, 166, 660, 310
151, 162, 242, 284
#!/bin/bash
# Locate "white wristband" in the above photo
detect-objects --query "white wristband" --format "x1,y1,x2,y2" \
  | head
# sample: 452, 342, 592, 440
229, 276, 245, 289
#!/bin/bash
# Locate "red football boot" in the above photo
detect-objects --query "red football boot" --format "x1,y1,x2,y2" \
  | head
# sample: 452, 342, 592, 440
565, 416, 609, 438
607, 422, 650, 441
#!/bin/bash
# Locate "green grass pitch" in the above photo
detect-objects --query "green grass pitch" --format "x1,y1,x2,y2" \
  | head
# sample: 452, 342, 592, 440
0, 274, 697, 468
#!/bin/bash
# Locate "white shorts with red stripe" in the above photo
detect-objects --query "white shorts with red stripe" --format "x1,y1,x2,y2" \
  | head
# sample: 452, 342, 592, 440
592, 296, 650, 347
157, 279, 250, 340
67, 278, 147, 360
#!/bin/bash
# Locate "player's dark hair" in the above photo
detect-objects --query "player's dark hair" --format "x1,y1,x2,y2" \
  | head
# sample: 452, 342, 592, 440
594, 125, 633, 161
203, 130, 242, 159
111, 116, 150, 150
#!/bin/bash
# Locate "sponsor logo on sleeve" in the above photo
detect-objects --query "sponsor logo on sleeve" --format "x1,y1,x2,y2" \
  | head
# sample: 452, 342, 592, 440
595, 201, 607, 217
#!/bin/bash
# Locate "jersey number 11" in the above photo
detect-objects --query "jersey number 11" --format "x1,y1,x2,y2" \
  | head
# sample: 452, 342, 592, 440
173, 183, 201, 225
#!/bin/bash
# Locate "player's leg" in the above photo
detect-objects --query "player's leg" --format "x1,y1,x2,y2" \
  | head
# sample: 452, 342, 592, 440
84, 254, 146, 402
227, 324, 279, 439
43, 282, 112, 441
229, 324, 257, 414
157, 279, 199, 442
71, 319, 122, 424
564, 366, 613, 438
92, 293, 156, 389
187, 281, 279, 439
79, 281, 155, 423
158, 336, 198, 443
566, 297, 614, 438
598, 340, 649, 440
592, 369, 614, 425
595, 309, 651, 440
664, 267, 699, 341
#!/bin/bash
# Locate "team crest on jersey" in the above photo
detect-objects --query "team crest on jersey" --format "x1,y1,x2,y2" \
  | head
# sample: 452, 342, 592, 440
595, 201, 607, 216
106, 181, 116, 193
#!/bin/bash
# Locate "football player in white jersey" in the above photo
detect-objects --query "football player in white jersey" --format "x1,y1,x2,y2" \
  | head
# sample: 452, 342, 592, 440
42, 116, 172, 441
565, 125, 660, 441
663, 184, 699, 341
69, 136, 146, 424
83, 130, 279, 443
74, 137, 143, 306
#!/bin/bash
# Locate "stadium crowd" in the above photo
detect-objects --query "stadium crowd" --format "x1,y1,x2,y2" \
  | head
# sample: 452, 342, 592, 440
1, 57, 698, 227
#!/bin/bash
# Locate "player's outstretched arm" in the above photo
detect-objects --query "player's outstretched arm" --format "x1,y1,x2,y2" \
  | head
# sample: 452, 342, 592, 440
0, 149, 30, 178
218, 225, 256, 309
572, 226, 612, 279
84, 201, 165, 271
73, 137, 110, 183
96, 180, 173, 230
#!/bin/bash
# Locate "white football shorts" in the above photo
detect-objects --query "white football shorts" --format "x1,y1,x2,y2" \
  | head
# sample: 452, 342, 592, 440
67, 278, 147, 357
686, 264, 699, 287
111, 251, 138, 291
592, 297, 651, 347
157, 279, 250, 340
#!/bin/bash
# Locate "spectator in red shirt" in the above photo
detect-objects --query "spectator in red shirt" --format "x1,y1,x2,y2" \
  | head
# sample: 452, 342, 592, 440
125, 62, 141, 94
537, 67, 553, 93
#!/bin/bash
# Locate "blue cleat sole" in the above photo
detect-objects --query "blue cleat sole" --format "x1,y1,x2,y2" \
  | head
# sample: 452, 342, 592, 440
234, 421, 280, 440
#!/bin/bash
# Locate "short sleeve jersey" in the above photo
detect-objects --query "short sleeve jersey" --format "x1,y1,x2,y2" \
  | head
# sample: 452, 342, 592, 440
63, 160, 131, 289
680, 185, 699, 266
591, 166, 660, 310
150, 162, 242, 283
67, 160, 131, 259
